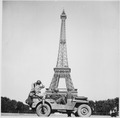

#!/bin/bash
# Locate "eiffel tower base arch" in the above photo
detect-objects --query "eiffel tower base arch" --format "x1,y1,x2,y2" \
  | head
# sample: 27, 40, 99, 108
46, 68, 78, 96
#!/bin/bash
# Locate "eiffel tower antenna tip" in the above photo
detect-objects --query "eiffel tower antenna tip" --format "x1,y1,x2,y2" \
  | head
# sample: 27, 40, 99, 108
62, 8, 65, 12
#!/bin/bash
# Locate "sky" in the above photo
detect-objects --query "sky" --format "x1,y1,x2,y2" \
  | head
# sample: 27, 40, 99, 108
1, 1, 119, 103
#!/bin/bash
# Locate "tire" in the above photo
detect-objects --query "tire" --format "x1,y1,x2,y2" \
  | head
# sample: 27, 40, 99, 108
67, 113, 71, 117
74, 112, 79, 117
67, 111, 72, 117
36, 103, 51, 116
77, 104, 91, 117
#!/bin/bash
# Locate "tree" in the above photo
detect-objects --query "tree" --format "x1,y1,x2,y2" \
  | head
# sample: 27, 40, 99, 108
114, 97, 119, 111
89, 100, 95, 114
1, 97, 11, 112
1, 97, 31, 113
16, 101, 24, 113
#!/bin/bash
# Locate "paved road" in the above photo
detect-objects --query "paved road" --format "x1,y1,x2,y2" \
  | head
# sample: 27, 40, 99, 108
1, 113, 118, 117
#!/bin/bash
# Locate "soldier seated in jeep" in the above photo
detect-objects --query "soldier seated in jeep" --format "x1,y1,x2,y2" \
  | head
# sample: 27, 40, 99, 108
50, 88, 66, 104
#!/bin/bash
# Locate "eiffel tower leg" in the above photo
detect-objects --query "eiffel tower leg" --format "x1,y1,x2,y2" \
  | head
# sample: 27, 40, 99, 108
56, 75, 60, 89
49, 74, 60, 90
65, 74, 74, 91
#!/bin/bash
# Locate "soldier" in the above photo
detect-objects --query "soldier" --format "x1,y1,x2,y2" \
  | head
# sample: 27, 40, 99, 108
31, 80, 45, 96
51, 88, 66, 104
26, 80, 45, 106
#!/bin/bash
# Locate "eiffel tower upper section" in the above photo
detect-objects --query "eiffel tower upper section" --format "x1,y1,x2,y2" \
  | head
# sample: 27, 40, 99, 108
48, 10, 76, 92
56, 10, 68, 68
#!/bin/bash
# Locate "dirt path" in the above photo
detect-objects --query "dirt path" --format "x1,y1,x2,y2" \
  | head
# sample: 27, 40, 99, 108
1, 113, 117, 117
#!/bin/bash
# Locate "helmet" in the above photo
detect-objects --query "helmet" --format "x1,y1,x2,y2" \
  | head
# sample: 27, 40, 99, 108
36, 80, 41, 84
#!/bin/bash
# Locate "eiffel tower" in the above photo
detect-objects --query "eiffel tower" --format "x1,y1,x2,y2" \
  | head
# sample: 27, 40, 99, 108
48, 10, 77, 95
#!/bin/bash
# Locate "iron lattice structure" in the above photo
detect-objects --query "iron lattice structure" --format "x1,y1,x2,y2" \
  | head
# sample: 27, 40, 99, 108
49, 10, 75, 91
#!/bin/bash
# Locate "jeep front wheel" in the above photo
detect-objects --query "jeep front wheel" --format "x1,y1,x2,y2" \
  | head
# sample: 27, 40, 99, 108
77, 104, 91, 117
36, 103, 51, 116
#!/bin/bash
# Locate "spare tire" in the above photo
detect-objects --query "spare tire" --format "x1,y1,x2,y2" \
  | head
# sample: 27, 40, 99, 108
36, 103, 51, 116
77, 104, 91, 117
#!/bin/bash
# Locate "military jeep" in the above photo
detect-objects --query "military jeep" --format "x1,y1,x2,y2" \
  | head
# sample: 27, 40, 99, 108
30, 88, 92, 117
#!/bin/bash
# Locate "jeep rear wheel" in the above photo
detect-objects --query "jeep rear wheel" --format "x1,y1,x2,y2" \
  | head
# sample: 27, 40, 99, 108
36, 103, 51, 116
77, 104, 91, 117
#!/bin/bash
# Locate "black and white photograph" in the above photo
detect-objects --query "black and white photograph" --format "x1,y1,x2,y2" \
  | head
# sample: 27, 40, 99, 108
1, 0, 119, 117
